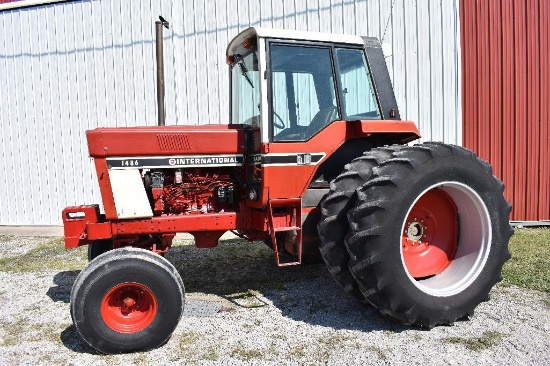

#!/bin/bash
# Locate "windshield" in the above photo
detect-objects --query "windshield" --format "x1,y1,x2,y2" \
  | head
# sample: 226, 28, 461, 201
230, 51, 260, 126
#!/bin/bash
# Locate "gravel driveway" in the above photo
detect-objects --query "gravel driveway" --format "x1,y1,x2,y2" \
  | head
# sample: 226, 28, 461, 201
0, 236, 548, 365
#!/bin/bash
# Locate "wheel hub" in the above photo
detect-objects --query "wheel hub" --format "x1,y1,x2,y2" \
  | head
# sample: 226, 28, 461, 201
100, 282, 157, 333
406, 220, 424, 241
401, 189, 458, 278
123, 297, 136, 308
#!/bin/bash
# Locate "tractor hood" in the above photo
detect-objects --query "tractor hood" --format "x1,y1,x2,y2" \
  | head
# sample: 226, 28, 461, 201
86, 124, 247, 158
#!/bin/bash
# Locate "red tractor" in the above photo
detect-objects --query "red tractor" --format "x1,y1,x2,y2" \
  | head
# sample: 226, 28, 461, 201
63, 27, 512, 353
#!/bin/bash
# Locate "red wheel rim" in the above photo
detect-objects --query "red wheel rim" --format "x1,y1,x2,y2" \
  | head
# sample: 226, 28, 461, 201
100, 282, 158, 333
402, 188, 458, 278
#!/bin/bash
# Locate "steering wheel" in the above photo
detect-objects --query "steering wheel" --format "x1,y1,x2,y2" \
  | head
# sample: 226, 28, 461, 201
273, 111, 286, 129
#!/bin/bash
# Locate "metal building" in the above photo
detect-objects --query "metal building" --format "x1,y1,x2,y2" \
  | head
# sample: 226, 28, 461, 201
1, 0, 461, 225
460, 0, 550, 222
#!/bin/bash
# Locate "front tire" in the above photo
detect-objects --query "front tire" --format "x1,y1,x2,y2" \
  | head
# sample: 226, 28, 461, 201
346, 142, 513, 327
87, 239, 113, 261
71, 248, 184, 353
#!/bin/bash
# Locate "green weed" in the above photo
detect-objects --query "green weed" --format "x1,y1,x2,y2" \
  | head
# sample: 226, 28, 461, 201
230, 344, 264, 361
444, 331, 506, 351
0, 237, 86, 273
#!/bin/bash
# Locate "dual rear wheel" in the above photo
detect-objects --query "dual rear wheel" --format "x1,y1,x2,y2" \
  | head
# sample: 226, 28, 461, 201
319, 142, 513, 327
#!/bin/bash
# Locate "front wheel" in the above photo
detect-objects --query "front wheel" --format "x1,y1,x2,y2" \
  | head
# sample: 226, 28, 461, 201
346, 142, 513, 327
71, 248, 184, 353
87, 239, 113, 261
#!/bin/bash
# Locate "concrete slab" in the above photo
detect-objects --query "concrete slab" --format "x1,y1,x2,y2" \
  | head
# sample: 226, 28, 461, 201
0, 226, 64, 237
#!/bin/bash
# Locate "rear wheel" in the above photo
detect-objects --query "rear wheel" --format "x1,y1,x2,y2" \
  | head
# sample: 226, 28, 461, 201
318, 147, 400, 299
71, 248, 184, 353
346, 143, 513, 327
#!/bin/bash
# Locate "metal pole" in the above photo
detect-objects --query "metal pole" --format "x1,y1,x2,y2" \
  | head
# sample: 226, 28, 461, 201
156, 17, 169, 126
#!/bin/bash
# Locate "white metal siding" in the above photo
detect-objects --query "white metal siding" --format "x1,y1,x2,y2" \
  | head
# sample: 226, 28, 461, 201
0, 0, 461, 225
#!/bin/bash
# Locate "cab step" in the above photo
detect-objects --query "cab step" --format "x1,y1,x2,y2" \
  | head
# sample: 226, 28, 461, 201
267, 198, 302, 266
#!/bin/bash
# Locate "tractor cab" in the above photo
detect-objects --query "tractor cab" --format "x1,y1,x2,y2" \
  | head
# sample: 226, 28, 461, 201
227, 27, 390, 144
226, 29, 419, 206
225, 28, 420, 266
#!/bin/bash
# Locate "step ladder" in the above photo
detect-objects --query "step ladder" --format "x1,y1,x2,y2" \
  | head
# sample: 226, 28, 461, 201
267, 198, 302, 266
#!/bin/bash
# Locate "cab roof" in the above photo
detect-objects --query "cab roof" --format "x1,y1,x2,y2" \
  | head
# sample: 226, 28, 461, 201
226, 27, 364, 57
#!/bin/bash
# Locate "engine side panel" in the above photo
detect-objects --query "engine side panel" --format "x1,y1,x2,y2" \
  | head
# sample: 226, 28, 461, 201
109, 170, 153, 218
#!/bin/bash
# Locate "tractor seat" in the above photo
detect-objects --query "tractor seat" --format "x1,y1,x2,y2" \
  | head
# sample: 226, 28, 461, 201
306, 106, 337, 139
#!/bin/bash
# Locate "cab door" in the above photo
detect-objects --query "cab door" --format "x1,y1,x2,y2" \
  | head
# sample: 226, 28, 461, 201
262, 42, 342, 199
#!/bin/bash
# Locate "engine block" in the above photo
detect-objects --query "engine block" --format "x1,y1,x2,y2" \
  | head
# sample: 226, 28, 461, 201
147, 169, 235, 215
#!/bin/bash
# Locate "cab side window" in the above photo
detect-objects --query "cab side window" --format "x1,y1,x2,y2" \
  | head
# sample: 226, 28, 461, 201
335, 48, 381, 120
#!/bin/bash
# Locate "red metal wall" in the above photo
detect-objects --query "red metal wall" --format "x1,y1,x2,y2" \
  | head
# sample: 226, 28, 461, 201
460, 0, 550, 221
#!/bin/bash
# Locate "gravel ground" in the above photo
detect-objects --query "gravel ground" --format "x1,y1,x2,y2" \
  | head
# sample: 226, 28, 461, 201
0, 236, 549, 365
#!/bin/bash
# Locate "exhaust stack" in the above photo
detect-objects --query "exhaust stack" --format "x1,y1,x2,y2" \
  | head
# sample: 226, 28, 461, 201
156, 16, 169, 126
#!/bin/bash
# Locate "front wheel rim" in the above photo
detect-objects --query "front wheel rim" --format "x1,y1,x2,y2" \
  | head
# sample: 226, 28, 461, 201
400, 182, 492, 297
101, 282, 158, 333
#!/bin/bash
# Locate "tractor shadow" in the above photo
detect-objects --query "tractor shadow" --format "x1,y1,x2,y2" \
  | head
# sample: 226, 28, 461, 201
60, 325, 99, 354
46, 271, 100, 353
49, 238, 409, 353
167, 239, 409, 333
47, 270, 80, 303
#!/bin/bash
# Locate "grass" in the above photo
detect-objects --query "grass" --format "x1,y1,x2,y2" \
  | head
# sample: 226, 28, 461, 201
444, 331, 506, 351
230, 344, 265, 361
179, 331, 202, 348
200, 346, 219, 361
365, 345, 388, 361
289, 344, 307, 358
0, 238, 87, 273
317, 333, 352, 347
0, 235, 15, 243
1, 318, 68, 347
502, 228, 550, 293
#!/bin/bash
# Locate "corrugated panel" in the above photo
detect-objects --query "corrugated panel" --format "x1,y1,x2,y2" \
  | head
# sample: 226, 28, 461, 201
0, 0, 461, 225
460, 0, 550, 221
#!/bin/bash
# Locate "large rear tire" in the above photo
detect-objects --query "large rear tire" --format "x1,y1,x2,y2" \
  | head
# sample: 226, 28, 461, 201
71, 248, 184, 353
318, 147, 400, 299
346, 142, 513, 327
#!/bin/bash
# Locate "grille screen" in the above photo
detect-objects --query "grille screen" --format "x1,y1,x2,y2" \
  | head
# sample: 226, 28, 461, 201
157, 134, 191, 151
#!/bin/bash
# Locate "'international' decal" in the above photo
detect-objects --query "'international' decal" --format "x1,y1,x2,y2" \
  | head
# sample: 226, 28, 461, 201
107, 155, 243, 169
107, 153, 326, 169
